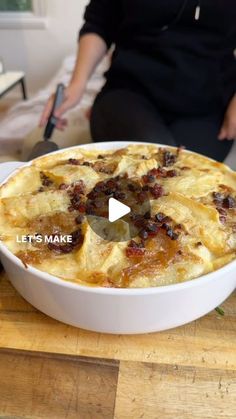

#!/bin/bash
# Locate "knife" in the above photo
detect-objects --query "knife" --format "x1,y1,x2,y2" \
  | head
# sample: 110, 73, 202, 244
28, 83, 65, 160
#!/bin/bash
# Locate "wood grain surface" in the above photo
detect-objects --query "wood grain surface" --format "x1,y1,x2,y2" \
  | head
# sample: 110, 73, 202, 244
0, 272, 236, 418
0, 272, 235, 370
0, 349, 119, 419
115, 362, 236, 419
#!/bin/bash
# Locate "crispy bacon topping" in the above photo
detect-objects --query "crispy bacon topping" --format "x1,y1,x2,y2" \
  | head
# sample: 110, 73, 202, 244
40, 172, 53, 187
130, 211, 179, 242
162, 150, 178, 167
223, 196, 236, 209
126, 240, 145, 258
68, 158, 81, 165
68, 181, 86, 211
212, 191, 236, 223
142, 167, 178, 182
48, 229, 83, 254
149, 184, 164, 199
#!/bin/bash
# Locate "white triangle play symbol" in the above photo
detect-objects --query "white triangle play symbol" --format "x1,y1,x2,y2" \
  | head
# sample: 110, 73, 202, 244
108, 198, 131, 223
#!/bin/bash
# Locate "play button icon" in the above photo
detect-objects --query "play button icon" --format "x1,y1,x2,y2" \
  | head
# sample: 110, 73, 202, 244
109, 198, 131, 222
85, 175, 151, 242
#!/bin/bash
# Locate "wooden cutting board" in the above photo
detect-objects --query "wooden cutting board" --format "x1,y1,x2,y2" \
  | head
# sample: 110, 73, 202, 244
0, 270, 235, 418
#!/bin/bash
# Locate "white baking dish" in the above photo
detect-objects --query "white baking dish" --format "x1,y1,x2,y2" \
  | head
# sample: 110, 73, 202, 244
0, 142, 235, 334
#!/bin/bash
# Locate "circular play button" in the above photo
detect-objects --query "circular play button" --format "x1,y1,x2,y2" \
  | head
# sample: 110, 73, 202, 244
84, 176, 151, 242
108, 198, 131, 222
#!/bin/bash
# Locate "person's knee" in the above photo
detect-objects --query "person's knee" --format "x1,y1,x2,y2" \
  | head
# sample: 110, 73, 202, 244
90, 89, 175, 144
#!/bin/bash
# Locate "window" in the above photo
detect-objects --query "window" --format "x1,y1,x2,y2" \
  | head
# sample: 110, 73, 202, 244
0, 0, 47, 29
0, 0, 33, 12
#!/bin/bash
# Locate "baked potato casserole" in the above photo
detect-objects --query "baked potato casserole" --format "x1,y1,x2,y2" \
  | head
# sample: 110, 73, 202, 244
0, 144, 236, 288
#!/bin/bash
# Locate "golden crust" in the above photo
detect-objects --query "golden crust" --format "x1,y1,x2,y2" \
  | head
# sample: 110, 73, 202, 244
0, 145, 235, 288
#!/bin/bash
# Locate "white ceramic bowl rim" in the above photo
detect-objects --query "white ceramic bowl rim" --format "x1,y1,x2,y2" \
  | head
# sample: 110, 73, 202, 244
1, 141, 236, 295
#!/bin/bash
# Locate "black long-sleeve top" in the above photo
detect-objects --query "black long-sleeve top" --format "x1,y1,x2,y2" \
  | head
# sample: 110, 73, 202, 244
80, 0, 236, 115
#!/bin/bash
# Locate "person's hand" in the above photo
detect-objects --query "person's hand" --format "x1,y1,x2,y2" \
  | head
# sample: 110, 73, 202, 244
218, 94, 236, 141
39, 82, 84, 130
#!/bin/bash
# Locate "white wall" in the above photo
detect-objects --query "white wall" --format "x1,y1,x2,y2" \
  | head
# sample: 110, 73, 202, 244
0, 0, 88, 95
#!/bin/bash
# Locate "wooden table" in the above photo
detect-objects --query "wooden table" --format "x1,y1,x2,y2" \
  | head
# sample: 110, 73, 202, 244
0, 71, 27, 100
0, 270, 235, 419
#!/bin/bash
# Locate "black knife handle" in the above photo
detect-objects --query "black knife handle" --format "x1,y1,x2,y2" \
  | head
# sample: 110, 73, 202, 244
44, 83, 65, 140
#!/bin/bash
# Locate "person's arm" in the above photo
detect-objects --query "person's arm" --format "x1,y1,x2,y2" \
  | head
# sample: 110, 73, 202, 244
40, 0, 121, 129
40, 34, 107, 129
218, 94, 236, 141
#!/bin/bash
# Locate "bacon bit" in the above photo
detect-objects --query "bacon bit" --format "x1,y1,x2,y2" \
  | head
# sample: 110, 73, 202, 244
162, 216, 172, 223
155, 213, 166, 223
145, 220, 160, 233
68, 181, 86, 210
40, 172, 53, 187
86, 204, 96, 215
68, 158, 78, 165
212, 192, 236, 215
59, 183, 68, 190
38, 187, 44, 193
222, 196, 236, 209
144, 211, 151, 219
142, 174, 155, 184
94, 181, 107, 193
73, 180, 85, 195
68, 158, 81, 165
217, 208, 227, 216
139, 229, 149, 240
137, 191, 148, 203
149, 184, 164, 199
195, 241, 203, 247
77, 203, 86, 213
142, 175, 149, 184
114, 191, 126, 200
128, 183, 140, 192
148, 167, 167, 178
70, 195, 81, 209
128, 240, 145, 249
212, 192, 224, 206
162, 150, 177, 167
147, 168, 157, 177
161, 222, 169, 231
219, 216, 227, 224
146, 166, 179, 179
48, 229, 83, 254
166, 229, 179, 240
75, 215, 84, 224
166, 169, 178, 178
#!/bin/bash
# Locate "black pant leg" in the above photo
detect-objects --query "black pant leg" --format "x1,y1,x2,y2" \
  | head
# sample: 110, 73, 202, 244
90, 88, 176, 146
169, 113, 233, 162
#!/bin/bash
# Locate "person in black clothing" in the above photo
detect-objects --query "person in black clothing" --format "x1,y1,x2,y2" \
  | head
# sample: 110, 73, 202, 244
40, 0, 236, 162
